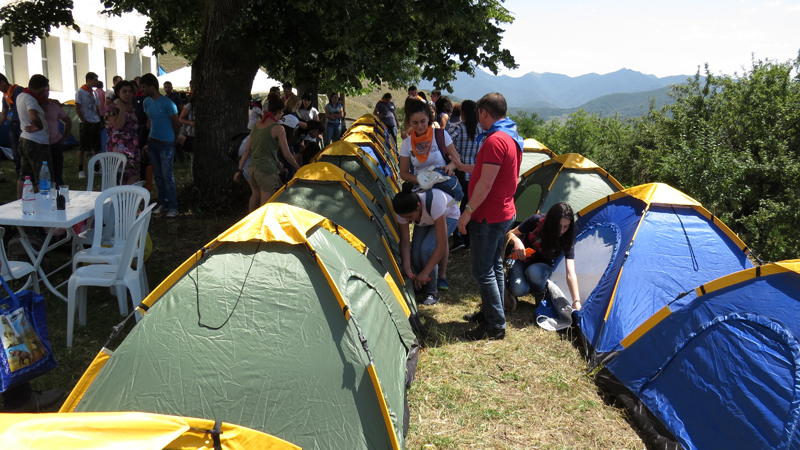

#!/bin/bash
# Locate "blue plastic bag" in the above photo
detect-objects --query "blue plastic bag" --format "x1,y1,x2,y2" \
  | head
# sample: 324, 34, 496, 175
0, 275, 57, 392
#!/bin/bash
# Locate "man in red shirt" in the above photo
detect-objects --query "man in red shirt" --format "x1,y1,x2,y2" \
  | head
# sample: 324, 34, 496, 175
456, 93, 523, 340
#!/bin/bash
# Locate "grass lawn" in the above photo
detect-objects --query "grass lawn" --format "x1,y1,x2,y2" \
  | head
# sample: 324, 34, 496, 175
0, 147, 644, 449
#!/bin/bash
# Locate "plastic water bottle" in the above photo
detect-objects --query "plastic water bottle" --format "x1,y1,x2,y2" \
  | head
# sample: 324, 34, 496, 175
22, 177, 35, 215
39, 161, 51, 199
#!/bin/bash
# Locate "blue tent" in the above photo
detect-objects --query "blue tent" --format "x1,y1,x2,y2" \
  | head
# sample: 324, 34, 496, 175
606, 261, 800, 450
552, 183, 753, 361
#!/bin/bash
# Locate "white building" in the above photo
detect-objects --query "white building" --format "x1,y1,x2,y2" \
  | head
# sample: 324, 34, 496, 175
0, 0, 157, 103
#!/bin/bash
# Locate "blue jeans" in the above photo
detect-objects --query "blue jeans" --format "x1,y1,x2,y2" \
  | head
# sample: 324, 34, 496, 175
469, 217, 515, 329
385, 125, 397, 144
410, 218, 458, 295
432, 168, 464, 202
508, 261, 553, 297
325, 122, 342, 147
148, 139, 179, 210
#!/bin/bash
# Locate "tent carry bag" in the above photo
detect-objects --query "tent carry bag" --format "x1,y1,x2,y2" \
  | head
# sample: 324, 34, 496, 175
0, 274, 57, 392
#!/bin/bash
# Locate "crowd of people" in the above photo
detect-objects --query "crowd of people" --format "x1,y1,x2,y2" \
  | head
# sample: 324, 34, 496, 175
382, 87, 582, 341
0, 73, 583, 412
1, 71, 191, 217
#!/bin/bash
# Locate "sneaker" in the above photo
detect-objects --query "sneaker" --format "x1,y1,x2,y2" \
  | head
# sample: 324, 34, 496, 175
463, 309, 486, 323
464, 322, 505, 341
438, 278, 449, 291
422, 293, 439, 305
167, 209, 179, 218
4, 388, 66, 413
153, 204, 168, 214
78, 170, 86, 179
450, 243, 465, 253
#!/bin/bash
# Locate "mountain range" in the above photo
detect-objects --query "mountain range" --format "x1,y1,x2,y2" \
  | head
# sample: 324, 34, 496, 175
419, 68, 692, 119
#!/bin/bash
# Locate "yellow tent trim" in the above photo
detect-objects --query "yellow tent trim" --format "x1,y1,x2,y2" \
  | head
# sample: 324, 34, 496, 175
384, 273, 411, 318
366, 363, 401, 450
602, 202, 652, 323
313, 141, 400, 194
59, 348, 112, 413
342, 132, 400, 177
696, 260, 800, 297
216, 203, 366, 254
577, 183, 702, 218
552, 153, 599, 170
691, 205, 749, 253
620, 306, 673, 348
523, 137, 553, 153
624, 183, 701, 207
140, 204, 367, 314
0, 412, 299, 450
306, 240, 351, 320
278, 163, 401, 243
139, 247, 206, 311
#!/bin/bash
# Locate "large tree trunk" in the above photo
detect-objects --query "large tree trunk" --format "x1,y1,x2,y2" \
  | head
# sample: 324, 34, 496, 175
191, 0, 259, 208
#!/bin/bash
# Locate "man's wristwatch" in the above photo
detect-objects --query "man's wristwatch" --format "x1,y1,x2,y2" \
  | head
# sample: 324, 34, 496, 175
465, 204, 475, 213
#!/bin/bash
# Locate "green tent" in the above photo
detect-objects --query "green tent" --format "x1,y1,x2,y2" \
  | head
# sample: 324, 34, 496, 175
312, 140, 400, 230
342, 130, 400, 177
515, 153, 623, 220
270, 162, 417, 319
70, 203, 418, 450
520, 138, 556, 177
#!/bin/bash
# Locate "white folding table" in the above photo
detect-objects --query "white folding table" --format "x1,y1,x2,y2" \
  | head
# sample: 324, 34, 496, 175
0, 190, 101, 301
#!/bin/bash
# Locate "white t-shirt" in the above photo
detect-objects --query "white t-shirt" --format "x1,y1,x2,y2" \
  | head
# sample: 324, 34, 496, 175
399, 130, 453, 172
248, 107, 261, 130
297, 107, 319, 121
395, 189, 460, 226
16, 93, 49, 144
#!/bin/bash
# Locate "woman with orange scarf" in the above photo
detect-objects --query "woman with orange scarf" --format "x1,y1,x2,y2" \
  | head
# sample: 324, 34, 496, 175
398, 99, 463, 202
399, 99, 464, 292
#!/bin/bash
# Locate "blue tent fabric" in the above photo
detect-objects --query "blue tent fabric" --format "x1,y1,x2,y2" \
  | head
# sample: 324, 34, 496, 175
356, 144, 392, 178
607, 268, 800, 450
574, 196, 752, 356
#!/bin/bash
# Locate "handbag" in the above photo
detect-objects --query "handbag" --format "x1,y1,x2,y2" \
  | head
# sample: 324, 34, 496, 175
0, 275, 57, 392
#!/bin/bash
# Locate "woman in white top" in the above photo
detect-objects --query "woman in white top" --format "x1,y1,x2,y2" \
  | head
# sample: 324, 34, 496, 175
296, 92, 319, 122
248, 99, 262, 130
393, 183, 460, 306
398, 99, 463, 203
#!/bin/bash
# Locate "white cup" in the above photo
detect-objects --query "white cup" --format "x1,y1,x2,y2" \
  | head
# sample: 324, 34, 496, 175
60, 185, 69, 203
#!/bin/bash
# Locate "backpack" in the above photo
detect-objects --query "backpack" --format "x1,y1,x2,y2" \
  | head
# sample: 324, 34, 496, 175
433, 128, 450, 164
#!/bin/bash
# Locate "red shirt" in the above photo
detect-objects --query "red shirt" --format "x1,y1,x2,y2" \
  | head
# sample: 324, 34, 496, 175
468, 131, 520, 223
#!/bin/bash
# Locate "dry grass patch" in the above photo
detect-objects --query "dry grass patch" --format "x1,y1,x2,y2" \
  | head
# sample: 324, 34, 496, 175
406, 251, 644, 449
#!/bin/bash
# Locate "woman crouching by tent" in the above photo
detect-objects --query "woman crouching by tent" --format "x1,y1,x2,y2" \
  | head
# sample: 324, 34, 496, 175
393, 183, 460, 306
507, 202, 582, 311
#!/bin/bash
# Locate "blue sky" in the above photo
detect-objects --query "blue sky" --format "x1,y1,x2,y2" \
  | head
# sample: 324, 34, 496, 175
495, 0, 799, 78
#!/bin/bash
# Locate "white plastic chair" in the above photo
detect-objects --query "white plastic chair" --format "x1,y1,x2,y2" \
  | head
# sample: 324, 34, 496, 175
66, 203, 155, 348
0, 228, 39, 294
74, 152, 130, 252
85, 152, 126, 192
72, 185, 150, 271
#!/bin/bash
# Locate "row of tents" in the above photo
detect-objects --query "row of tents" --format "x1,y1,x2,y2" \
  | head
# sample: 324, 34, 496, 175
3, 115, 799, 449
1, 116, 420, 449
514, 139, 800, 449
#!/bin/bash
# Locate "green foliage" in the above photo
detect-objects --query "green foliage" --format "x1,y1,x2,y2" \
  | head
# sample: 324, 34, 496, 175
1, 0, 516, 97
522, 56, 800, 261
0, 0, 79, 45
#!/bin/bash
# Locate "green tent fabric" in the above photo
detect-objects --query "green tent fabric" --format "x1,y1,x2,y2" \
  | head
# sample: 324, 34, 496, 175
520, 138, 556, 178
73, 204, 417, 450
515, 153, 624, 220
312, 140, 400, 230
271, 162, 417, 318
